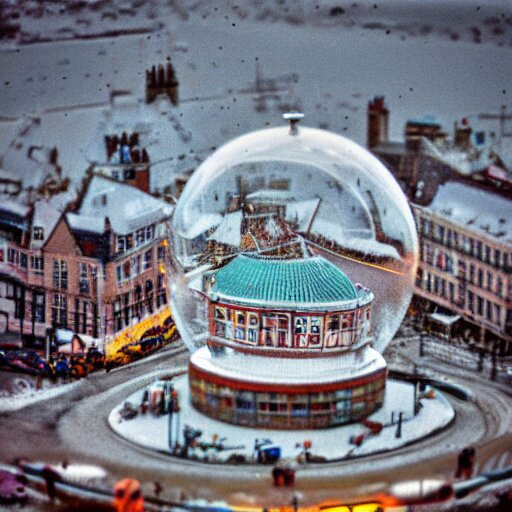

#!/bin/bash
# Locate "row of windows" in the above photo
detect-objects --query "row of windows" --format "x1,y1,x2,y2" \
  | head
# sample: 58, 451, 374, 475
6, 249, 44, 275
190, 377, 385, 424
112, 277, 167, 332
418, 270, 505, 326
212, 305, 369, 349
51, 293, 99, 336
116, 225, 155, 254
420, 244, 506, 299
116, 250, 153, 283
418, 215, 510, 270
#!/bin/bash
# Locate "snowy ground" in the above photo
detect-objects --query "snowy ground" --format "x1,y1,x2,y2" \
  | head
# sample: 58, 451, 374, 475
109, 375, 454, 463
0, 377, 81, 413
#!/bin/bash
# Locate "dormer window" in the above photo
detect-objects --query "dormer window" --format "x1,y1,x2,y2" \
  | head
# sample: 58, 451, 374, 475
33, 226, 44, 241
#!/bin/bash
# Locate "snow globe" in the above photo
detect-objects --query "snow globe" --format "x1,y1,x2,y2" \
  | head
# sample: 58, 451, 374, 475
170, 113, 418, 357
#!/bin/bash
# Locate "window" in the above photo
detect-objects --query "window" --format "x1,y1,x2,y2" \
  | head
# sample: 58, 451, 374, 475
117, 236, 126, 253
487, 301, 493, 322
477, 296, 484, 316
19, 253, 27, 268
33, 226, 44, 240
449, 282, 455, 304
132, 255, 140, 276
114, 299, 122, 332
495, 304, 501, 323
7, 248, 17, 264
30, 255, 44, 274
136, 229, 144, 246
156, 275, 167, 307
497, 277, 503, 298
116, 265, 122, 283
143, 249, 152, 270
52, 259, 68, 290
494, 249, 501, 268
213, 306, 260, 345
261, 313, 290, 347
467, 291, 474, 313
293, 315, 322, 348
158, 244, 166, 260
123, 293, 130, 326
52, 293, 67, 327
134, 285, 143, 318
123, 260, 131, 280
145, 280, 154, 314
145, 225, 154, 241
487, 272, 493, 291
469, 264, 475, 284
34, 292, 45, 323
78, 262, 89, 294
477, 269, 484, 287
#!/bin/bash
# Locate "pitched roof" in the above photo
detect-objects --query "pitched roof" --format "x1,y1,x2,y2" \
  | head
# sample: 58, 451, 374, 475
427, 181, 512, 244
77, 175, 173, 235
209, 254, 360, 309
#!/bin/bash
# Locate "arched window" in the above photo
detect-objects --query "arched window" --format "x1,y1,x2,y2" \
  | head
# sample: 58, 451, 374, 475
145, 280, 154, 314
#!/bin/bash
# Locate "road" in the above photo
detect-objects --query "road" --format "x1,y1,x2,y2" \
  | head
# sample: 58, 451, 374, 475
1, 337, 512, 508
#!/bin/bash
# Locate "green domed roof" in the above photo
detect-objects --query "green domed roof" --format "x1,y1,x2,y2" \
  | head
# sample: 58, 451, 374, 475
210, 254, 359, 309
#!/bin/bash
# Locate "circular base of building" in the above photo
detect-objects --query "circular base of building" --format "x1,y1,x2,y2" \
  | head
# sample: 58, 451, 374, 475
109, 375, 454, 464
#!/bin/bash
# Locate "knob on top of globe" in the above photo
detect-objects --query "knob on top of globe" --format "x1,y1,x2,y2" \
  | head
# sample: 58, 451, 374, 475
170, 114, 418, 354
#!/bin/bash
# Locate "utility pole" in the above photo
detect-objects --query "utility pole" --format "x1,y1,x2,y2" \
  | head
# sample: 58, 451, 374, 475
479, 105, 512, 148
395, 411, 403, 439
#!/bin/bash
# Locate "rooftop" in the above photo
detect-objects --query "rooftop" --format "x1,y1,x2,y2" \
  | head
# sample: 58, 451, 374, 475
425, 181, 512, 244
77, 175, 173, 235
209, 253, 367, 309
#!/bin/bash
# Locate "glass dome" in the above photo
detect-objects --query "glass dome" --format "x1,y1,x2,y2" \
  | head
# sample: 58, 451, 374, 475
170, 116, 418, 354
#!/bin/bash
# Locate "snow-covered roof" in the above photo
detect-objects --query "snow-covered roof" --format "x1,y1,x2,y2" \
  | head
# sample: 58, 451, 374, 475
408, 115, 440, 127
285, 198, 320, 232
426, 181, 512, 244
66, 212, 105, 234
207, 211, 242, 247
0, 168, 21, 182
182, 213, 222, 239
429, 312, 461, 326
77, 175, 173, 235
246, 189, 296, 204
0, 199, 30, 218
311, 218, 400, 259
191, 345, 386, 386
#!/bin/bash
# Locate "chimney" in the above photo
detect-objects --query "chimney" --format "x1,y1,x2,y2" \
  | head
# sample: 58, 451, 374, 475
367, 96, 389, 150
454, 119, 472, 151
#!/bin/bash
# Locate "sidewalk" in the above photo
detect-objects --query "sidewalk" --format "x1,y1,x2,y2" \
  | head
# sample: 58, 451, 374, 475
386, 334, 512, 398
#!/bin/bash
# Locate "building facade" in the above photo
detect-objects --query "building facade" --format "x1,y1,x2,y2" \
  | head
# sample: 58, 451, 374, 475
367, 96, 512, 354
189, 253, 387, 430
413, 184, 512, 354
0, 174, 172, 347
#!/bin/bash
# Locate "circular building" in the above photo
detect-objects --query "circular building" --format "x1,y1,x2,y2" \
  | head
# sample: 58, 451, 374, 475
188, 253, 387, 430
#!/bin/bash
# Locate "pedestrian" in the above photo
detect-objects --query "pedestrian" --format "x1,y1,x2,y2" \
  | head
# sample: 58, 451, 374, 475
154, 481, 162, 499
455, 447, 475, 480
41, 464, 61, 503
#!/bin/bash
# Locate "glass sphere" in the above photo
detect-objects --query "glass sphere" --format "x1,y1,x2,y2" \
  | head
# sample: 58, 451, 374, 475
170, 117, 418, 354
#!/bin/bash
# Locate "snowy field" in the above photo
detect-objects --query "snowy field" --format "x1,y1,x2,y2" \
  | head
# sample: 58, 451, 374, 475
1, 0, 511, 198
109, 375, 454, 463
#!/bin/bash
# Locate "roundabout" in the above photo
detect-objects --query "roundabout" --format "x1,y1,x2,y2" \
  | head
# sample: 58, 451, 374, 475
109, 374, 455, 464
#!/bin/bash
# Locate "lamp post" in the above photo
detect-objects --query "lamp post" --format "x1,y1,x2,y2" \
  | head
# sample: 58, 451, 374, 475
167, 381, 174, 453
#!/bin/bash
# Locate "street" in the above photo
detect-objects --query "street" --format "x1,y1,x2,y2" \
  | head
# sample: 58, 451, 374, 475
1, 334, 511, 508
